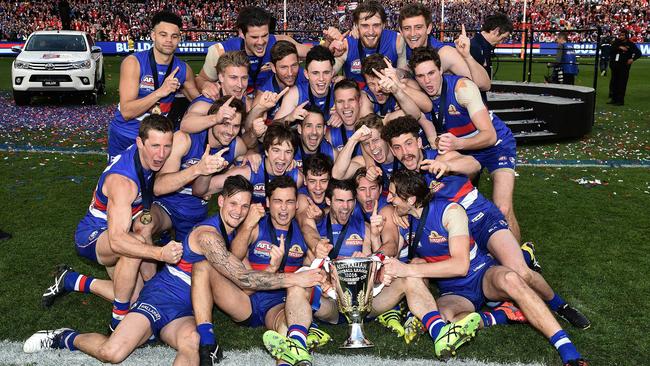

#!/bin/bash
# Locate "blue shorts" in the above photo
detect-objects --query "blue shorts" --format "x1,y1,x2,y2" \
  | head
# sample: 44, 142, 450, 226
130, 271, 193, 338
154, 199, 206, 243
247, 290, 286, 328
467, 137, 517, 174
74, 218, 106, 263
439, 256, 496, 311
468, 203, 510, 252
107, 126, 136, 162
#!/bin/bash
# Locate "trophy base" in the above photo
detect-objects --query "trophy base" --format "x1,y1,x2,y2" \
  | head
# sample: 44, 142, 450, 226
340, 338, 375, 349
340, 322, 374, 349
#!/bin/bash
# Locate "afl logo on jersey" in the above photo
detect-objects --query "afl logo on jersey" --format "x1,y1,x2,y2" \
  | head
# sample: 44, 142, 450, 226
288, 244, 305, 258
253, 241, 273, 257
428, 231, 447, 244
141, 75, 155, 90
429, 180, 445, 193
253, 183, 266, 197
346, 233, 364, 246
351, 59, 362, 74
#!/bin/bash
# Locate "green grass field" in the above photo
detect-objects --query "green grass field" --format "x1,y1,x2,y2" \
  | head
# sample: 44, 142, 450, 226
0, 53, 649, 365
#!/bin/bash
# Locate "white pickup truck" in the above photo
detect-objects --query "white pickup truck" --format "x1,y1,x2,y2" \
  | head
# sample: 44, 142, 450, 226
11, 30, 105, 105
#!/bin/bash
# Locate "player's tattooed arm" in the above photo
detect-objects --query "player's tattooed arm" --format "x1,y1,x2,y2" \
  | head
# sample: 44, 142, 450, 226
198, 230, 325, 289
198, 230, 289, 290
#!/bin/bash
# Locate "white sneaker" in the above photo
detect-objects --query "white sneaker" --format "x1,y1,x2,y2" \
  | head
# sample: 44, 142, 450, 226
23, 328, 71, 353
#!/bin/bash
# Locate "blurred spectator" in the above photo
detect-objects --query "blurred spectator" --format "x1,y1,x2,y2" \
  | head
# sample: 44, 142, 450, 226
0, 0, 648, 43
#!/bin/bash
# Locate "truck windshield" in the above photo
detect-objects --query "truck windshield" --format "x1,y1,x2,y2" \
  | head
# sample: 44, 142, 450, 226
24, 35, 87, 52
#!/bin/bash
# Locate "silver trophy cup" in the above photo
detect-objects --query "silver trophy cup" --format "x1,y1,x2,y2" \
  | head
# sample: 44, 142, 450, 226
329, 257, 381, 348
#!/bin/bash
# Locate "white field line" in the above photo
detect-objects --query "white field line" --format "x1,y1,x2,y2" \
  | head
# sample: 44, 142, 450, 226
0, 341, 544, 366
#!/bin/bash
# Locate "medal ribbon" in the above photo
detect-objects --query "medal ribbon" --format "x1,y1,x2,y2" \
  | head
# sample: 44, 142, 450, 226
149, 48, 175, 92
308, 85, 332, 119
433, 77, 447, 133
133, 148, 155, 215
327, 213, 351, 259
407, 202, 430, 260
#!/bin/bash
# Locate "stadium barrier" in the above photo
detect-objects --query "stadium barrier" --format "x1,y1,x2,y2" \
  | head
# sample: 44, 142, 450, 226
2, 41, 650, 56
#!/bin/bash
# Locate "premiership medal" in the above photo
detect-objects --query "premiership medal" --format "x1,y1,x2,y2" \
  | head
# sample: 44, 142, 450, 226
140, 209, 152, 225
151, 103, 162, 115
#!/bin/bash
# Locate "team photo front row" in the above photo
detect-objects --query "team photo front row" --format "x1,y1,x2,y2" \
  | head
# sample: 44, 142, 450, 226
22, 5, 590, 366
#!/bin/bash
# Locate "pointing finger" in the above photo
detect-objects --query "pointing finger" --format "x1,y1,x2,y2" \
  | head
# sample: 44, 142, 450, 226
277, 87, 290, 99
224, 95, 235, 106
373, 199, 378, 216
298, 100, 310, 109
372, 68, 385, 79
383, 57, 394, 69
169, 66, 180, 78
461, 24, 466, 37
214, 147, 230, 158
203, 144, 211, 157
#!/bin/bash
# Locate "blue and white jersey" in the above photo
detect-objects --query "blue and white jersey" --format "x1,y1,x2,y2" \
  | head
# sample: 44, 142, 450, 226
316, 213, 366, 259
427, 75, 514, 147
249, 156, 301, 204
406, 199, 488, 290
343, 29, 399, 84
296, 82, 335, 121
328, 126, 361, 156
156, 130, 240, 219
248, 216, 307, 273
82, 145, 149, 226
110, 50, 188, 142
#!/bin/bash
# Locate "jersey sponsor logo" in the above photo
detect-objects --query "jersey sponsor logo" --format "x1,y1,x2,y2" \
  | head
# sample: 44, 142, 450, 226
135, 302, 161, 321
429, 180, 445, 193
428, 230, 447, 244
253, 241, 273, 257
447, 104, 461, 115
351, 59, 362, 74
345, 233, 364, 246
288, 244, 305, 258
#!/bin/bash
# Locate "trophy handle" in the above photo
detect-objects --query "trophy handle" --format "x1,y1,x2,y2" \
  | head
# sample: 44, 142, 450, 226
371, 255, 385, 297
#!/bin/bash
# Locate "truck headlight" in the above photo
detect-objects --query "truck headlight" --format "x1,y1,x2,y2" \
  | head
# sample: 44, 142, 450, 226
14, 60, 29, 69
72, 60, 92, 69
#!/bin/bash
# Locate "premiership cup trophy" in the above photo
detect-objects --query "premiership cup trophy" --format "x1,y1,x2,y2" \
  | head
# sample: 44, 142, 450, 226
329, 257, 384, 348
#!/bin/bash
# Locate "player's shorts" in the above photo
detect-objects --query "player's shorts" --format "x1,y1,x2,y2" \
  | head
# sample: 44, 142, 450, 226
247, 290, 287, 328
130, 269, 193, 338
466, 136, 517, 174
438, 255, 496, 311
107, 126, 136, 163
74, 217, 106, 263
154, 199, 207, 243
467, 203, 510, 252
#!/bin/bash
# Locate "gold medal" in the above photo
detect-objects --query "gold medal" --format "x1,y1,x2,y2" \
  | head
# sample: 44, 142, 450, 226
151, 103, 162, 115
140, 210, 152, 225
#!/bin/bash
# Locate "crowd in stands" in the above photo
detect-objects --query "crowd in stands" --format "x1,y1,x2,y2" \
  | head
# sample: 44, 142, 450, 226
1, 0, 648, 43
